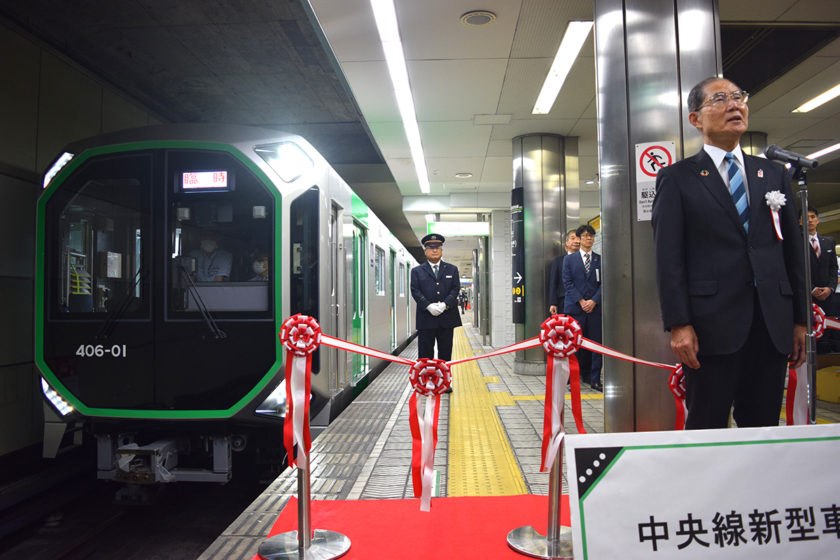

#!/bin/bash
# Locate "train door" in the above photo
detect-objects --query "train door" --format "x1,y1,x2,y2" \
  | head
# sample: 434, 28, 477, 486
329, 204, 345, 393
350, 222, 367, 382
389, 250, 396, 350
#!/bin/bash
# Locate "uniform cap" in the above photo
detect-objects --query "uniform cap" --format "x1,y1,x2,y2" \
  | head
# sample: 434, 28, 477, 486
422, 233, 445, 247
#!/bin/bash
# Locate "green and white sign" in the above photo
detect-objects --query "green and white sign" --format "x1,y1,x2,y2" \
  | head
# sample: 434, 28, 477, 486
426, 221, 489, 236
566, 424, 840, 559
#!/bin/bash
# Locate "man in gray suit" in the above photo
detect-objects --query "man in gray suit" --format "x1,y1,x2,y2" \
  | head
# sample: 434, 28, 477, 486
652, 77, 807, 430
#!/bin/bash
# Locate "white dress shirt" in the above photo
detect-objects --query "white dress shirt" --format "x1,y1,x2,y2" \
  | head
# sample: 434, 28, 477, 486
704, 144, 749, 204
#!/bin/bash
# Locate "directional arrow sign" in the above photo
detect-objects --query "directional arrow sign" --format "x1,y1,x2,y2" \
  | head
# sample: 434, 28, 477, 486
514, 272, 523, 284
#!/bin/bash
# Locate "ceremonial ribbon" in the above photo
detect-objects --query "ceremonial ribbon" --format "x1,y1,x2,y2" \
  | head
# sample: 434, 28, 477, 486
279, 314, 321, 469
669, 365, 687, 430
787, 304, 835, 426
407, 359, 450, 511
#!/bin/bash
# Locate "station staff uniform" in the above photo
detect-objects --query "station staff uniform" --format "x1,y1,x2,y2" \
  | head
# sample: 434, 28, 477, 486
189, 248, 233, 281
410, 235, 462, 363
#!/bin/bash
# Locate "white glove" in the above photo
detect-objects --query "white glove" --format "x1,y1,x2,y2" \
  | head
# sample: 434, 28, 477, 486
427, 303, 444, 316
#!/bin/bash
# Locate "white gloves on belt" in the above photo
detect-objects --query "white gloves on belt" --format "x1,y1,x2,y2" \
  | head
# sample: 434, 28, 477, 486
427, 302, 446, 316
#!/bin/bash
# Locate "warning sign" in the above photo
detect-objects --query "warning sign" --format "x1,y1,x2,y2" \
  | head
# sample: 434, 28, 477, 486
635, 141, 675, 222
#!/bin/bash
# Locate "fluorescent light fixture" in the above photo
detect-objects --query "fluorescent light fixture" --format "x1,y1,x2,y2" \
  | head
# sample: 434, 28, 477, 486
370, 0, 430, 194
254, 142, 314, 183
808, 142, 840, 160
43, 152, 74, 189
41, 378, 73, 416
425, 214, 436, 222
532, 21, 593, 115
792, 83, 840, 113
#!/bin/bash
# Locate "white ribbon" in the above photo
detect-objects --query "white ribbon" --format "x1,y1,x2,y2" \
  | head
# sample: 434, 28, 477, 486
417, 385, 437, 512
290, 354, 308, 467
791, 363, 810, 426
542, 355, 570, 472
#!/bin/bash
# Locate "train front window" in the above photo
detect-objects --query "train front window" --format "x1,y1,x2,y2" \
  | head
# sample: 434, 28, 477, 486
48, 154, 151, 318
166, 150, 274, 318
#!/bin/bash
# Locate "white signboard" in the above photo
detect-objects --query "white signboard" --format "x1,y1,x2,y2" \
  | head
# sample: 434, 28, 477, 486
566, 424, 840, 560
635, 141, 675, 221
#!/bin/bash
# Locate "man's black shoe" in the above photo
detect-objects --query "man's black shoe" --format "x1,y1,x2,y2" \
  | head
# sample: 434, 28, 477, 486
590, 382, 603, 392
444, 386, 453, 394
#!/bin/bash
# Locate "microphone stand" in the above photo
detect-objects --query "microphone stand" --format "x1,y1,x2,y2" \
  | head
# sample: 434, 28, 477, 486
792, 164, 817, 425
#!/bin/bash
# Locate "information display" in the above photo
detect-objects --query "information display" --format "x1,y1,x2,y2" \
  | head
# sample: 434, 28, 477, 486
511, 188, 525, 323
182, 171, 229, 190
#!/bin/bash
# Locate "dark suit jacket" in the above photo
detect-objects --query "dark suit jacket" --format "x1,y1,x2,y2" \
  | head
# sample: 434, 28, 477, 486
548, 253, 570, 309
562, 251, 602, 315
809, 234, 838, 291
652, 149, 807, 356
410, 260, 463, 330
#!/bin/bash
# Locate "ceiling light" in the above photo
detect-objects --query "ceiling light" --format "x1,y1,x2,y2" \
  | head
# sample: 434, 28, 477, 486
792, 83, 840, 113
460, 11, 496, 27
425, 214, 436, 223
808, 142, 840, 160
455, 173, 473, 178
585, 174, 599, 185
532, 21, 593, 115
370, 0, 430, 194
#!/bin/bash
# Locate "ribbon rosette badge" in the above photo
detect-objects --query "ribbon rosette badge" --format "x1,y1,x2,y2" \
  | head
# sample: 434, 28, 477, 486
765, 190, 786, 241
280, 314, 321, 355
813, 303, 826, 340
539, 315, 582, 358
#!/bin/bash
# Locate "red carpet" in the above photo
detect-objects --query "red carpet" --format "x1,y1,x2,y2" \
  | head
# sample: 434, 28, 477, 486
255, 494, 570, 560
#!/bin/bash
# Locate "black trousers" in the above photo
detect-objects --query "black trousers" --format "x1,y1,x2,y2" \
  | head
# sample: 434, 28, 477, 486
418, 327, 454, 362
683, 293, 787, 430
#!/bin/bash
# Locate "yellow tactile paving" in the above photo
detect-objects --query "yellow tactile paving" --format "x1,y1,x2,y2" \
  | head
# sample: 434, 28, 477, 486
483, 376, 500, 383
447, 328, 528, 497
510, 394, 605, 401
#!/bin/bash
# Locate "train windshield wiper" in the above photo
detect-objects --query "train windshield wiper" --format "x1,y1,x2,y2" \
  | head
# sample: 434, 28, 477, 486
96, 269, 148, 339
178, 266, 227, 340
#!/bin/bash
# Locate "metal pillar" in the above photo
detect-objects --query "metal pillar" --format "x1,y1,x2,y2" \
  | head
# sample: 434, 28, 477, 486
512, 134, 569, 375
594, 0, 721, 431
741, 132, 768, 157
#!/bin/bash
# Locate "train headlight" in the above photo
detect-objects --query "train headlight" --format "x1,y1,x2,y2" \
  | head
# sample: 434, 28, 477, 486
43, 152, 74, 189
254, 142, 313, 183
255, 379, 287, 418
41, 378, 74, 416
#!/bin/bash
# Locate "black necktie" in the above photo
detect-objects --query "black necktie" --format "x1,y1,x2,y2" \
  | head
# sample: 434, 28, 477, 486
433, 264, 439, 278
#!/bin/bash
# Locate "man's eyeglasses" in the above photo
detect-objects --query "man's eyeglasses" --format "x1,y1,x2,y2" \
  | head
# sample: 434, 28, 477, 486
696, 90, 749, 110
580, 234, 595, 240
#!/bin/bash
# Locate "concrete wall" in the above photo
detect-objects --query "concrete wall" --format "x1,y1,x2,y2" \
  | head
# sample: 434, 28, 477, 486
0, 22, 162, 456
490, 209, 514, 348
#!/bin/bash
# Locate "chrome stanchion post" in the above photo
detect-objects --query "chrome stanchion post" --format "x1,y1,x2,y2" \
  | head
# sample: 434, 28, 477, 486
795, 168, 817, 425
508, 423, 573, 559
257, 452, 351, 560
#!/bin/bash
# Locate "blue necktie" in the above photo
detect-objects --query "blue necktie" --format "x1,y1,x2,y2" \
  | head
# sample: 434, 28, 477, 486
725, 152, 749, 232
433, 264, 439, 278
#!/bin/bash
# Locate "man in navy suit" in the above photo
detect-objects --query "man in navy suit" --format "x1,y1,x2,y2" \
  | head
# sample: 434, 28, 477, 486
652, 77, 807, 430
410, 234, 462, 392
548, 229, 580, 316
563, 225, 603, 391
802, 205, 837, 316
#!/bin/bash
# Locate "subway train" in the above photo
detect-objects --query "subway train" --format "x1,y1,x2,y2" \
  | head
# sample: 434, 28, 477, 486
36, 124, 417, 492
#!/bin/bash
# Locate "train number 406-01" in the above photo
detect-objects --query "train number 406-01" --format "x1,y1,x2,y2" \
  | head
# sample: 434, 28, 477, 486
76, 344, 127, 358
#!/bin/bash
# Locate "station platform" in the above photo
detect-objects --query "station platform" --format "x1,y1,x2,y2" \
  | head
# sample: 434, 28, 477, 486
198, 310, 840, 560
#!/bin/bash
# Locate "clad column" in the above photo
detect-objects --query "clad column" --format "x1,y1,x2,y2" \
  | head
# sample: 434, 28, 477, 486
595, 0, 721, 431
511, 134, 577, 375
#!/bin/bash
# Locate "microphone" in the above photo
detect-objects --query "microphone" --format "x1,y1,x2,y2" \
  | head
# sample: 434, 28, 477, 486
764, 144, 819, 169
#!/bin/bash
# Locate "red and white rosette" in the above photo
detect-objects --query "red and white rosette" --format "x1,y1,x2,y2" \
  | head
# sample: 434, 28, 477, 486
279, 314, 321, 469
765, 190, 786, 241
668, 365, 687, 430
787, 304, 827, 426
538, 315, 582, 472
407, 358, 450, 511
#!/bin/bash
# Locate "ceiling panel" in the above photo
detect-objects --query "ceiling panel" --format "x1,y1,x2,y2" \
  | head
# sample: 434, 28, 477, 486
747, 51, 840, 114
486, 139, 512, 157
478, 182, 514, 193
367, 121, 411, 158
419, 121, 493, 158
308, 0, 384, 62
425, 157, 487, 181
569, 119, 597, 154
481, 157, 514, 182
719, 0, 797, 22
510, 0, 593, 58
341, 61, 401, 123
490, 118, 580, 141
746, 117, 826, 143
778, 0, 840, 22
752, 60, 840, 120
495, 56, 595, 119
410, 59, 508, 121
398, 0, 522, 61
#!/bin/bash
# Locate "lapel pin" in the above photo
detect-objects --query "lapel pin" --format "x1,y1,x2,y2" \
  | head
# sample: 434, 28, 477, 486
757, 169, 764, 178
700, 170, 709, 177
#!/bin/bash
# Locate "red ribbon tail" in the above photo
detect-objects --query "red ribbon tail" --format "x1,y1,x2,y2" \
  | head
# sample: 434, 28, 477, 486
570, 355, 586, 435
283, 354, 296, 468
786, 366, 797, 426
303, 353, 312, 454
408, 392, 423, 498
540, 357, 555, 472
674, 394, 685, 430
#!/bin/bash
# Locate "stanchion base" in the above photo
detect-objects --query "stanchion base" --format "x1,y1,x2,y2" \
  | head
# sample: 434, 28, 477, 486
507, 525, 573, 559
258, 530, 351, 560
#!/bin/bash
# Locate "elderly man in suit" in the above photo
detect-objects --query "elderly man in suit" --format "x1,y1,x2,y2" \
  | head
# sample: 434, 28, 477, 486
801, 205, 837, 316
563, 224, 603, 391
548, 229, 581, 316
410, 234, 462, 393
652, 76, 807, 430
